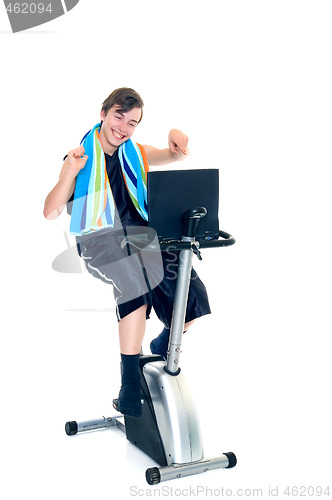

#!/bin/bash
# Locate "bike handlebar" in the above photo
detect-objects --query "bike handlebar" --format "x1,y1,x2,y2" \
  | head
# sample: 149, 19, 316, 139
119, 230, 235, 253
160, 231, 235, 252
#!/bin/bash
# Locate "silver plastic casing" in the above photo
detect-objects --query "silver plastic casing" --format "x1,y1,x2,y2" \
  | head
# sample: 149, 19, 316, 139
143, 360, 203, 465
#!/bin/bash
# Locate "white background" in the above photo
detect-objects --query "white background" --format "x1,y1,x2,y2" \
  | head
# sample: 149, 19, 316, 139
1, 0, 331, 498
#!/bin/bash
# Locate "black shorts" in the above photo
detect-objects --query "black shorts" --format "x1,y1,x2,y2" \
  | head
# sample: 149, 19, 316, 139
77, 228, 211, 327
117, 253, 211, 328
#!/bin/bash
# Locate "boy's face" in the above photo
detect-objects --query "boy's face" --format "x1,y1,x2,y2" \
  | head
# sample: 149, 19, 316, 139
99, 105, 142, 155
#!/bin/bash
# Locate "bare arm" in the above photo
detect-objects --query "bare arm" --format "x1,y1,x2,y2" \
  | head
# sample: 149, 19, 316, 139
43, 146, 88, 220
143, 129, 189, 166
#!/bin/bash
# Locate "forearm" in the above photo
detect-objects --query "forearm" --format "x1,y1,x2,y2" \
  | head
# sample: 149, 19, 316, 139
43, 169, 76, 220
44, 146, 87, 220
143, 128, 189, 166
143, 145, 187, 166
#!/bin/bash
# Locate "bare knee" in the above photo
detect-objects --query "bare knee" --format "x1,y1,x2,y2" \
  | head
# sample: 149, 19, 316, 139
184, 319, 196, 331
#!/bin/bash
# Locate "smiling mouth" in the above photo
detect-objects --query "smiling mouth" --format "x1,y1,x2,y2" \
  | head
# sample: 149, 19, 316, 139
112, 129, 126, 140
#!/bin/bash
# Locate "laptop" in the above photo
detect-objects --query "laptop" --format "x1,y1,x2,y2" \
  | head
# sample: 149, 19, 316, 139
147, 169, 219, 242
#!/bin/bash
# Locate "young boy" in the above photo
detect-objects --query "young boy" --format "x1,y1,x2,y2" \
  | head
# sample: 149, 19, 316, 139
44, 88, 210, 417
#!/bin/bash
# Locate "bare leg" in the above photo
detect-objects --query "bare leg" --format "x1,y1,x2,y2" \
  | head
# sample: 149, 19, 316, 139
184, 319, 195, 331
115, 305, 148, 418
118, 304, 147, 354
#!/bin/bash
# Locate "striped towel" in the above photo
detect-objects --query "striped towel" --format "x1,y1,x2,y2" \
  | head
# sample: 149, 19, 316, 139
69, 123, 149, 236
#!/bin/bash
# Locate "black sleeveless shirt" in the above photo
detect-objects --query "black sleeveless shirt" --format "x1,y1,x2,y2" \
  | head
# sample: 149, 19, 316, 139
104, 152, 147, 227
67, 151, 147, 228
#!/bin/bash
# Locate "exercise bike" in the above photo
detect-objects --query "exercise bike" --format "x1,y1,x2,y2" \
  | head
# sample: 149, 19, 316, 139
65, 204, 236, 485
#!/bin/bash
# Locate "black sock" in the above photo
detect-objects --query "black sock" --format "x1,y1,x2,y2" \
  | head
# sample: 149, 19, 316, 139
117, 353, 142, 418
120, 353, 140, 386
150, 327, 170, 359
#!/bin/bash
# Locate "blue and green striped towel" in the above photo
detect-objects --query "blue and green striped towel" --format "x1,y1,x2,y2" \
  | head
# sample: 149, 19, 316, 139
69, 123, 149, 236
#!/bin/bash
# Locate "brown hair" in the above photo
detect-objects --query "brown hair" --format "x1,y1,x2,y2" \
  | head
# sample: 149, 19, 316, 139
101, 88, 144, 123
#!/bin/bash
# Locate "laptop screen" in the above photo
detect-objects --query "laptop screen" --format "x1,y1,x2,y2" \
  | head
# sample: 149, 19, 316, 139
147, 169, 219, 241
